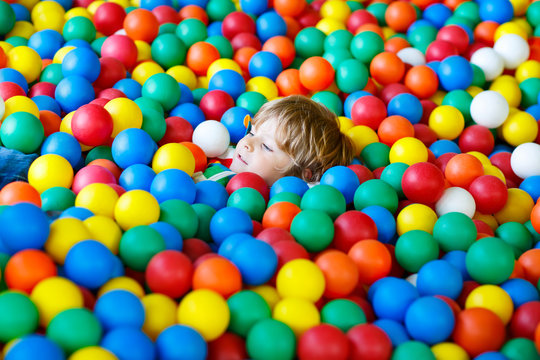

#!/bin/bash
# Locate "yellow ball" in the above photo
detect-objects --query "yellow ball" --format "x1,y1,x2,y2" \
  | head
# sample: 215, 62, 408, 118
473, 213, 499, 233
249, 285, 281, 311
30, 277, 84, 327
114, 190, 160, 230
75, 183, 119, 218
466, 151, 490, 167
6, 21, 36, 40
338, 116, 354, 134
141, 293, 178, 340
53, 46, 76, 64
490, 75, 521, 108
0, 42, 14, 55
104, 98, 143, 138
83, 215, 122, 254
87, 1, 106, 15
389, 137, 428, 165
45, 217, 92, 265
493, 21, 528, 42
346, 125, 379, 156
465, 284, 514, 325
396, 203, 438, 235
494, 188, 534, 224
28, 154, 74, 193
510, 0, 530, 16
429, 105, 465, 140
98, 276, 145, 298
135, 41, 153, 62
320, 0, 351, 22
466, 85, 483, 98
2, 95, 40, 121
167, 65, 197, 90
177, 289, 230, 341
482, 165, 506, 184
152, 143, 195, 175
430, 90, 446, 105
31, 1, 65, 32
246, 76, 278, 100
207, 58, 242, 80
196, 76, 209, 89
69, 346, 118, 360
273, 297, 320, 336
501, 111, 538, 146
316, 18, 346, 35
515, 60, 540, 83
18, 0, 39, 11
511, 18, 533, 37
65, 7, 93, 20
431, 342, 469, 360
276, 259, 325, 302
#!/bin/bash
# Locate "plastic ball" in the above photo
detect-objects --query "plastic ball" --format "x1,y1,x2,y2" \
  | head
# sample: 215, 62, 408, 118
401, 162, 445, 204
405, 296, 455, 345
46, 308, 102, 355
111, 128, 156, 169
69, 346, 118, 360
61, 46, 100, 83
501, 111, 538, 147
301, 184, 347, 220
63, 240, 116, 290
417, 259, 464, 299
404, 65, 439, 99
320, 165, 360, 204
152, 142, 195, 175
209, 70, 246, 102
5, 334, 65, 360
445, 153, 484, 188
145, 250, 192, 299
276, 258, 325, 302
0, 202, 49, 254
465, 284, 514, 325
209, 206, 253, 245
124, 8, 159, 43
511, 142, 540, 179
348, 239, 392, 286
93, 289, 145, 331
298, 56, 335, 92
191, 120, 230, 158
27, 154, 74, 194
387, 93, 423, 125
435, 187, 476, 218
429, 105, 465, 140
0, 111, 44, 154
389, 137, 428, 166
437, 55, 473, 91
141, 73, 181, 112
493, 33, 530, 69
0, 291, 39, 343
113, 189, 160, 230
100, 327, 155, 360
297, 324, 349, 360
246, 319, 296, 360
54, 75, 95, 113
347, 324, 393, 360
335, 58, 369, 94
156, 324, 207, 360
466, 237, 515, 284
395, 230, 440, 272
220, 106, 251, 144
452, 308, 506, 357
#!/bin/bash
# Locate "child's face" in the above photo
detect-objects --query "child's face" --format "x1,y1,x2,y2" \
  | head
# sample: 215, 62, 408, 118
230, 118, 293, 185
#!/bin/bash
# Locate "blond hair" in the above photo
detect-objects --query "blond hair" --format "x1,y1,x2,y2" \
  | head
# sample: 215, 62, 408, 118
251, 95, 355, 182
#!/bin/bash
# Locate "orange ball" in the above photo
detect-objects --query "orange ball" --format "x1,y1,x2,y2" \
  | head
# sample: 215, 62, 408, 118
410, 0, 439, 10
87, 159, 122, 181
123, 8, 160, 43
284, 16, 301, 40
186, 42, 221, 76
262, 36, 296, 68
474, 21, 499, 46
299, 56, 335, 92
262, 202, 301, 231
384, 1, 417, 33
4, 249, 58, 293
535, 323, 540, 353
404, 65, 439, 99
192, 256, 242, 298
347, 239, 392, 285
0, 182, 41, 206
452, 308, 506, 357
444, 153, 484, 188
276, 68, 309, 96
179, 5, 209, 25
370, 51, 405, 85
518, 249, 540, 285
273, 0, 306, 17
39, 110, 62, 137
377, 115, 415, 146
315, 249, 359, 299
384, 36, 411, 53
363, 77, 378, 95
233, 47, 258, 73
355, 24, 385, 39
181, 142, 207, 173
532, 202, 540, 235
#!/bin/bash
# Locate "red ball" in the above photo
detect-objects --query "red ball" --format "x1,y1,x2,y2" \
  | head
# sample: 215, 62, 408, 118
158, 116, 194, 146
333, 211, 378, 253
489, 151, 522, 187
297, 7, 321, 28
510, 301, 540, 339
29, 82, 56, 98
425, 39, 460, 62
145, 250, 193, 299
226, 172, 270, 202
436, 25, 470, 54
458, 125, 495, 155
351, 95, 387, 129
434, 152, 457, 173
199, 90, 235, 120
182, 238, 212, 262
468, 175, 508, 214
347, 164, 374, 184
473, 219, 495, 236
94, 57, 126, 90
413, 123, 437, 147
452, 308, 506, 357
100, 35, 138, 70
71, 165, 117, 194
71, 104, 114, 146
0, 81, 25, 100
93, 2, 126, 36
256, 227, 295, 245
192, 256, 242, 298
152, 5, 181, 25
378, 83, 411, 105
97, 88, 126, 100
231, 33, 262, 52
401, 162, 446, 204
298, 324, 349, 360
271, 240, 310, 272
419, 99, 438, 124
221, 11, 256, 40
207, 332, 248, 360
346, 9, 378, 33
347, 324, 392, 360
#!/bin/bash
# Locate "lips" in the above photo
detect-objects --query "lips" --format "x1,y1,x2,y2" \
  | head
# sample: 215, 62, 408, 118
238, 154, 248, 165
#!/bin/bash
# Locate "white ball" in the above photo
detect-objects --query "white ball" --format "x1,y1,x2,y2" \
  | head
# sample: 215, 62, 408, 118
469, 47, 504, 81
192, 120, 230, 158
397, 47, 426, 66
470, 90, 509, 128
406, 273, 418, 286
493, 34, 530, 70
435, 187, 476, 218
510, 142, 540, 179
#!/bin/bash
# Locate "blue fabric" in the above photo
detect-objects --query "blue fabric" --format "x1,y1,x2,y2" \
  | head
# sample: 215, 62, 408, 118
0, 146, 38, 188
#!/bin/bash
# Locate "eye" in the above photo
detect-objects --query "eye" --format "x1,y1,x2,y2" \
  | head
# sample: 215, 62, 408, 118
262, 143, 273, 152
247, 131, 254, 137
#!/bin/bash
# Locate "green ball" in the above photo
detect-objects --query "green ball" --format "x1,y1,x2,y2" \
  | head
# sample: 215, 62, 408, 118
41, 187, 76, 213
0, 252, 9, 291
62, 16, 96, 42
290, 56, 305, 70
495, 221, 533, 257
290, 209, 334, 252
267, 192, 302, 208
335, 58, 369, 94
519, 77, 540, 109
379, 162, 408, 199
159, 23, 177, 35
444, 15, 475, 30
471, 63, 486, 88
192, 203, 215, 243
227, 291, 271, 337
407, 24, 437, 53
433, 212, 477, 252
323, 48, 353, 68
350, 31, 384, 64
354, 179, 399, 213
500, 338, 540, 360
142, 73, 181, 111
527, 0, 540, 27
135, 96, 165, 116
246, 319, 296, 360
320, 299, 366, 332
347, 0, 363, 11
192, 88, 208, 105
465, 237, 515, 284
442, 90, 473, 123
40, 63, 64, 85
392, 341, 436, 360
119, 225, 166, 271
236, 91, 268, 115
301, 184, 346, 220
525, 220, 540, 246
454, 1, 480, 25
91, 36, 106, 56
206, 0, 236, 21
360, 142, 390, 171
5, 36, 27, 47
227, 187, 266, 222
85, 145, 113, 165
0, 0, 16, 36
151, 33, 187, 69
366, 2, 388, 26
140, 107, 166, 143
159, 199, 199, 239
324, 29, 353, 51
0, 291, 39, 343
395, 230, 439, 273
0, 112, 44, 154
205, 35, 233, 59
176, 18, 207, 48
294, 27, 326, 58
46, 308, 102, 354
311, 91, 343, 116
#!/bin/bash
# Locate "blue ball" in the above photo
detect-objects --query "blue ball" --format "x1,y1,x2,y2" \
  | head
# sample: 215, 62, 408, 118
119, 164, 156, 192
177, 82, 194, 104
6, 334, 64, 360
270, 176, 309, 198
387, 93, 423, 124
256, 11, 287, 43
422, 3, 452, 29
344, 90, 370, 118
150, 169, 196, 204
527, 104, 540, 120
207, 21, 223, 37
500, 278, 540, 308
474, 352, 512, 360
429, 139, 461, 157
64, 39, 93, 49
156, 325, 207, 360
0, 68, 28, 93
426, 60, 440, 74
230, 238, 278, 286
209, 69, 246, 101
114, 79, 142, 100
248, 51, 283, 81
31, 95, 62, 116
406, 19, 435, 37
371, 277, 419, 322
94, 290, 145, 330
101, 327, 155, 360
479, 0, 514, 23
48, 0, 73, 11
170, 103, 206, 129
149, 221, 183, 251
194, 180, 229, 210
416, 259, 463, 299
437, 55, 473, 91
519, 175, 540, 202
64, 240, 116, 290
61, 47, 101, 83
11, 3, 30, 21
111, 128, 156, 169
110, 255, 126, 278
320, 165, 361, 204
373, 319, 410, 347
55, 75, 95, 113
361, 205, 396, 244
27, 30, 64, 60
218, 233, 254, 259
441, 250, 471, 281
59, 206, 94, 220
41, 132, 82, 167
404, 296, 455, 345
240, 0, 268, 15
139, 0, 172, 9
209, 207, 253, 244
220, 106, 251, 143
0, 203, 49, 254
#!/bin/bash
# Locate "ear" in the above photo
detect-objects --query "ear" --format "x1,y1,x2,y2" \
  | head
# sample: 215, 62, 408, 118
302, 168, 313, 181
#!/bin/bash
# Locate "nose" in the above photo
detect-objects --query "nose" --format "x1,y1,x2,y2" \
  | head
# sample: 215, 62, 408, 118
243, 137, 254, 151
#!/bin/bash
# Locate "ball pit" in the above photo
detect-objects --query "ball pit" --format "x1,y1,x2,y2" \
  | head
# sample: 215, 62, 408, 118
0, 0, 540, 358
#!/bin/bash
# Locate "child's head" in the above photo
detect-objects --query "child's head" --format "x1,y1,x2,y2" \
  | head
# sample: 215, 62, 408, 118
229, 95, 355, 185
